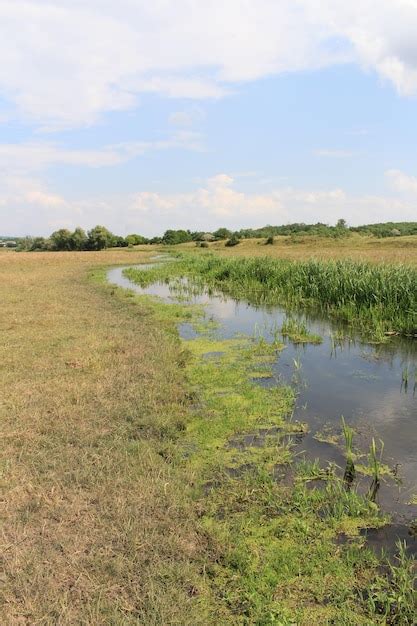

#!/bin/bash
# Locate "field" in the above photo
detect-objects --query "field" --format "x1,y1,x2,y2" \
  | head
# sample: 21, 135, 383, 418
0, 244, 415, 624
0, 248, 211, 624
178, 233, 417, 265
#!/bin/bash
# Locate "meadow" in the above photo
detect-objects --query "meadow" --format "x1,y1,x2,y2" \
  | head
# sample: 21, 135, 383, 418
1, 244, 415, 624
191, 233, 417, 265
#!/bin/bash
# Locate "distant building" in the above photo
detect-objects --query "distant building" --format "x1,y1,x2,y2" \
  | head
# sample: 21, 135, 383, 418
0, 240, 17, 248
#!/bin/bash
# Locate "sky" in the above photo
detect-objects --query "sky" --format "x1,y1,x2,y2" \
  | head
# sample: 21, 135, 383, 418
1, 1, 417, 237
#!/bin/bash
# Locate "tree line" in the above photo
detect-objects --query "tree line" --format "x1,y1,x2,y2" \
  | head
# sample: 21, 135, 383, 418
17, 226, 149, 251
16, 226, 246, 251
12, 220, 417, 252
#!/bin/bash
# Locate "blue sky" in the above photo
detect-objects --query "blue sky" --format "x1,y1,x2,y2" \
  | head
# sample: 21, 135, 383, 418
1, 1, 417, 236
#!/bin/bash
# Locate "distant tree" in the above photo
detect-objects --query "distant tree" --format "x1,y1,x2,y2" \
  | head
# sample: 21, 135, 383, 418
225, 235, 240, 247
162, 229, 193, 245
30, 237, 50, 251
213, 227, 232, 240
190, 231, 205, 241
87, 225, 115, 250
113, 235, 128, 248
50, 229, 73, 251
125, 234, 147, 246
70, 227, 88, 251
336, 218, 348, 229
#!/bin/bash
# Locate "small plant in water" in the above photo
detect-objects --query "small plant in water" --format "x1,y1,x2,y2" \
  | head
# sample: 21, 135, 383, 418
341, 416, 355, 487
281, 317, 322, 344
292, 357, 302, 371
368, 437, 384, 502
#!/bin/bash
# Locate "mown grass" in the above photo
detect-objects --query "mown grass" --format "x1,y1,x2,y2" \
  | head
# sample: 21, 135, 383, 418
1, 248, 415, 624
126, 253, 417, 340
0, 249, 213, 624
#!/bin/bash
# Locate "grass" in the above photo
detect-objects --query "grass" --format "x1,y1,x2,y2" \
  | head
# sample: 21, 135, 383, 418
173, 233, 417, 265
281, 317, 323, 344
126, 253, 417, 341
0, 249, 212, 624
1, 247, 415, 624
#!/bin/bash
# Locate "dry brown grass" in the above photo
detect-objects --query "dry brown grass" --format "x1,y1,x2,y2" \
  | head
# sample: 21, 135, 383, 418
0, 249, 211, 625
178, 234, 417, 264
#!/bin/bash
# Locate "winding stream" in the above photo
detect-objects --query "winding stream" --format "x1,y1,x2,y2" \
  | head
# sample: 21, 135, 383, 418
108, 262, 417, 551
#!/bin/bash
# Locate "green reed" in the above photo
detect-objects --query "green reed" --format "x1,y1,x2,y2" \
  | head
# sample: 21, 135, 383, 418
125, 254, 417, 340
341, 416, 356, 486
368, 438, 384, 502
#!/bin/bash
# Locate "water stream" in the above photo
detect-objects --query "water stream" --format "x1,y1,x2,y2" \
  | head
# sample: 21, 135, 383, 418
108, 263, 417, 553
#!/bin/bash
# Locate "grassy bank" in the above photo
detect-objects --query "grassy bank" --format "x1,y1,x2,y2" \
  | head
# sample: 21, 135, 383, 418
1, 249, 415, 624
126, 254, 417, 341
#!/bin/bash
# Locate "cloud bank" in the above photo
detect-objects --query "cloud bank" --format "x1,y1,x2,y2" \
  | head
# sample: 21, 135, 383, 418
1, 1, 417, 127
3, 172, 416, 237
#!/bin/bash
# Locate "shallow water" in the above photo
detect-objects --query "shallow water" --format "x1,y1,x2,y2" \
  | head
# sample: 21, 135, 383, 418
107, 264, 417, 535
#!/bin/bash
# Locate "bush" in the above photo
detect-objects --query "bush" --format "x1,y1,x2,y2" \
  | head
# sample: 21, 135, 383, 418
225, 236, 240, 247
265, 236, 275, 245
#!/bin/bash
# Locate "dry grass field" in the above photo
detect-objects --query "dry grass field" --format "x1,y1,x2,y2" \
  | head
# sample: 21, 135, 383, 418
178, 234, 417, 264
0, 249, 210, 625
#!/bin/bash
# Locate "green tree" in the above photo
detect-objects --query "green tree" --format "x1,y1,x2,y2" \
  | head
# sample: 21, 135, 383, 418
125, 234, 147, 246
70, 227, 88, 251
87, 225, 115, 250
162, 230, 192, 245
336, 218, 348, 229
213, 227, 232, 240
50, 229, 73, 251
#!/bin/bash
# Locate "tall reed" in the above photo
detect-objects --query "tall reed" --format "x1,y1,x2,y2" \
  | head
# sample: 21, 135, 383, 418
125, 255, 417, 339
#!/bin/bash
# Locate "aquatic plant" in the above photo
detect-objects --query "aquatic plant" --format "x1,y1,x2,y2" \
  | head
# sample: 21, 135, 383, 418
281, 317, 322, 344
126, 254, 417, 341
368, 438, 385, 502
341, 416, 356, 487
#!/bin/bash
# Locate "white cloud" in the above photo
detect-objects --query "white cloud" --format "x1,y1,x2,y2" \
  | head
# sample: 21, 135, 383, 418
386, 168, 417, 194
0, 132, 204, 174
3, 1, 417, 128
2, 171, 416, 236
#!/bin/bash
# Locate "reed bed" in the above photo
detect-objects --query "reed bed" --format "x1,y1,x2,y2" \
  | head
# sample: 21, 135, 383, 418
126, 254, 417, 340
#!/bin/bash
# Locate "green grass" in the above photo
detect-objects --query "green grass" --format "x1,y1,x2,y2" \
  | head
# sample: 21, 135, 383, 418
281, 317, 323, 344
2, 250, 415, 624
125, 253, 417, 341
122, 266, 415, 624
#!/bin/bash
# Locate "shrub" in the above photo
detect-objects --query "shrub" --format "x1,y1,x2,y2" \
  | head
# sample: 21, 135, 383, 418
225, 236, 240, 247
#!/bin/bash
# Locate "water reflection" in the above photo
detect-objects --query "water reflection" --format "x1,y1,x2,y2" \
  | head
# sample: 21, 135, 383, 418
107, 265, 417, 523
